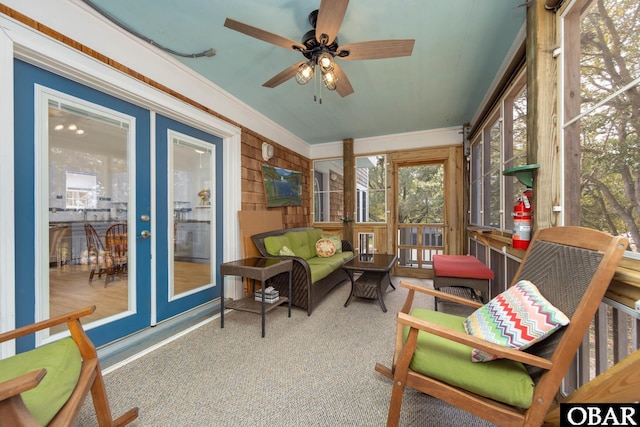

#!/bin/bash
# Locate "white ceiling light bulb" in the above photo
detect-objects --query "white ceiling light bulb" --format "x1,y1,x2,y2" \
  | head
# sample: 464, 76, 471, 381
68, 124, 78, 131
322, 70, 337, 91
295, 62, 314, 85
317, 52, 334, 73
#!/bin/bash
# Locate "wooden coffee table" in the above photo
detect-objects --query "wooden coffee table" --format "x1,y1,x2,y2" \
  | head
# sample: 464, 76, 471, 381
342, 254, 397, 312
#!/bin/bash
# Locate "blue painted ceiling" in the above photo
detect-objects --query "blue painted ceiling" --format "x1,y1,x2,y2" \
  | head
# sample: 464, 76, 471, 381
84, 0, 525, 144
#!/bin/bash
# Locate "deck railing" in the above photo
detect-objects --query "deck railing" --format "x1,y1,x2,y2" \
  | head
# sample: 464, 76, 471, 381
396, 223, 445, 269
566, 299, 640, 393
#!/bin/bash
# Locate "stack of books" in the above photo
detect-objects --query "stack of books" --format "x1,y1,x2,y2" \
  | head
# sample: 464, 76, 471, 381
255, 286, 279, 304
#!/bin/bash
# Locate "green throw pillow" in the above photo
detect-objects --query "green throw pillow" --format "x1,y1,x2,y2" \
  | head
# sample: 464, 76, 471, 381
279, 245, 296, 256
321, 234, 342, 253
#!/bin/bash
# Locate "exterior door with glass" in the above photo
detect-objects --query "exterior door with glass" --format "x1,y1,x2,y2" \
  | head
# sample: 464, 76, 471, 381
14, 59, 151, 351
154, 115, 222, 322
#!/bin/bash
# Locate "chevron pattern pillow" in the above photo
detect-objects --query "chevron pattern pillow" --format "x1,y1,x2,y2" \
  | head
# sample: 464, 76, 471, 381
463, 280, 570, 362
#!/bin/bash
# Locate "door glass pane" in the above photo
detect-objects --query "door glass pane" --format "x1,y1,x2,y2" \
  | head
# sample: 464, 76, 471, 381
355, 155, 386, 222
48, 96, 131, 333
171, 134, 213, 298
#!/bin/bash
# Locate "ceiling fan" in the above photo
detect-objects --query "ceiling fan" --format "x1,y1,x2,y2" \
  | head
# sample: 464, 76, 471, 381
224, 0, 415, 99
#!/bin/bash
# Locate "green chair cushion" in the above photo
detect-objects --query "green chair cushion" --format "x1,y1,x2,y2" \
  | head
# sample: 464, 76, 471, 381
264, 235, 290, 256
0, 337, 82, 425
405, 308, 534, 408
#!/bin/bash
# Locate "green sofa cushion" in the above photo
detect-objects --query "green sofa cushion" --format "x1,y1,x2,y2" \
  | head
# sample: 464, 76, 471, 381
307, 251, 353, 282
0, 337, 82, 425
405, 308, 534, 409
264, 235, 290, 256
309, 263, 334, 283
308, 228, 323, 245
285, 230, 316, 260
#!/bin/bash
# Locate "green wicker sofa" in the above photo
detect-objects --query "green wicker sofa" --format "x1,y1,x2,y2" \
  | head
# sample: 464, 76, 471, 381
251, 227, 354, 315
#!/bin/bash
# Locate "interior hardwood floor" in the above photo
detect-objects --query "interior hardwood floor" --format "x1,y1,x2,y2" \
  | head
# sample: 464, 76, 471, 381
49, 261, 211, 333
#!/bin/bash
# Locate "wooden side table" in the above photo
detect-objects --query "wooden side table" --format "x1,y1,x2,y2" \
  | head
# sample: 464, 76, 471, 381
220, 257, 293, 337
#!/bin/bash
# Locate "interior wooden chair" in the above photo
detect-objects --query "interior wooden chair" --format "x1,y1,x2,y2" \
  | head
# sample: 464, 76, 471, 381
84, 222, 108, 285
375, 226, 628, 427
0, 306, 138, 426
104, 223, 128, 285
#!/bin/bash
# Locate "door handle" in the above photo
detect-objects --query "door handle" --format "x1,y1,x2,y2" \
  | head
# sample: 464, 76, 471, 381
140, 230, 151, 239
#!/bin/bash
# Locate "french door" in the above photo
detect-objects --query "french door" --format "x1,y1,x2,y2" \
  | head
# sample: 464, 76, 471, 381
13, 60, 221, 351
154, 115, 222, 322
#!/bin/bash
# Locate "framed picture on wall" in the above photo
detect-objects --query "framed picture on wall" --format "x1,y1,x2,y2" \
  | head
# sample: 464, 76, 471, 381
262, 164, 303, 207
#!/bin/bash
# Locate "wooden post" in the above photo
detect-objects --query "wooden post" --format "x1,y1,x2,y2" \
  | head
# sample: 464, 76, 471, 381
526, 0, 560, 229
343, 138, 355, 245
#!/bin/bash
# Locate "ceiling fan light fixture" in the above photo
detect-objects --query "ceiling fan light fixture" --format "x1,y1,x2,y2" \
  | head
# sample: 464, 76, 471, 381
317, 52, 334, 73
295, 61, 314, 85
322, 70, 337, 91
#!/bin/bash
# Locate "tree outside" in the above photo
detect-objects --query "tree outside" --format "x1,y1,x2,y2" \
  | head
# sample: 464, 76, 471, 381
397, 164, 444, 224
578, 0, 640, 250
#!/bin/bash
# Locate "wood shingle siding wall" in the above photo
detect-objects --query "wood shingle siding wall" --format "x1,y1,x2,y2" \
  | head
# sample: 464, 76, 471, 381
241, 130, 311, 229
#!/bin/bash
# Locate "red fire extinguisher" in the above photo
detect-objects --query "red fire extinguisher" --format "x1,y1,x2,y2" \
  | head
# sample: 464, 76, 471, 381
512, 188, 533, 250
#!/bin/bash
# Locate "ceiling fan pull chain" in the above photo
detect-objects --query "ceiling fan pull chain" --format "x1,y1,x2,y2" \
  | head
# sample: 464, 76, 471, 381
318, 64, 324, 104
314, 64, 319, 103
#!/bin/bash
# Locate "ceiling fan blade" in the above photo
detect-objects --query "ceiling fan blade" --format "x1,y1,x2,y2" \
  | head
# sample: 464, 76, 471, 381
315, 0, 349, 45
262, 61, 305, 88
338, 39, 415, 60
333, 63, 354, 97
224, 18, 306, 51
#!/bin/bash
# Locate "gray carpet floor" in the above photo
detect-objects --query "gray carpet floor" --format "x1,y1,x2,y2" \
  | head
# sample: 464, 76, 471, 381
76, 277, 498, 426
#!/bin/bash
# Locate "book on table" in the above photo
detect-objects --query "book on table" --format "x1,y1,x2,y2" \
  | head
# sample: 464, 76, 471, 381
255, 286, 279, 303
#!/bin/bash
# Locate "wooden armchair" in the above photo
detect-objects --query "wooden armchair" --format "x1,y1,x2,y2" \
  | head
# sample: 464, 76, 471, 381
375, 226, 628, 427
0, 306, 138, 426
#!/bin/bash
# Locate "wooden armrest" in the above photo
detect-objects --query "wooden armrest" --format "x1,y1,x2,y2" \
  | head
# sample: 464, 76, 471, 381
0, 306, 95, 343
397, 312, 553, 370
399, 280, 484, 309
0, 369, 47, 401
